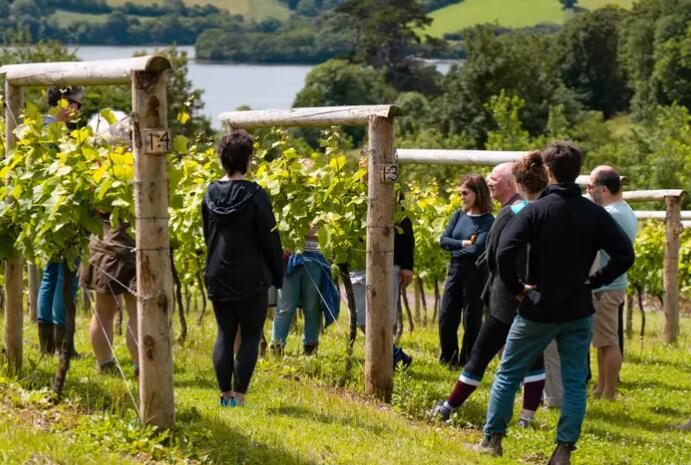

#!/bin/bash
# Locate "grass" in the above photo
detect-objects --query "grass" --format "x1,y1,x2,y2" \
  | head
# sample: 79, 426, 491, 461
51, 10, 110, 28
0, 304, 689, 464
105, 0, 291, 20
425, 0, 634, 37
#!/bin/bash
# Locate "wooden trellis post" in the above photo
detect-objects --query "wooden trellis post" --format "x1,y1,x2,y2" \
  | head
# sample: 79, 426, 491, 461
0, 56, 175, 426
663, 194, 683, 343
219, 105, 400, 402
365, 116, 395, 401
132, 64, 176, 427
4, 81, 24, 375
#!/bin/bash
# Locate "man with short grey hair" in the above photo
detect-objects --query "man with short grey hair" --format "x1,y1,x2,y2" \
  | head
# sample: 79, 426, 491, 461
587, 165, 637, 400
487, 162, 519, 207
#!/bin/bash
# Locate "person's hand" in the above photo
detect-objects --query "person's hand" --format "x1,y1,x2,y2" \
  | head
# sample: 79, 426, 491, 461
399, 269, 413, 288
461, 240, 472, 247
516, 284, 536, 302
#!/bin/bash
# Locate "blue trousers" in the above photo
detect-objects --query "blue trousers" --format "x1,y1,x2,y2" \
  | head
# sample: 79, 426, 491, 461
37, 261, 79, 326
484, 315, 593, 444
271, 260, 323, 346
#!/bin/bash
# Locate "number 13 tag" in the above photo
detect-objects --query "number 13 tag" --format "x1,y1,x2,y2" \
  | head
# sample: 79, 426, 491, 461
143, 129, 170, 154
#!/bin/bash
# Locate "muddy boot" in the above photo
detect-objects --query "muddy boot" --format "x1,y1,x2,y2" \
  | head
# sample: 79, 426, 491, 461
303, 342, 318, 356
546, 442, 574, 465
38, 322, 55, 355
269, 342, 284, 358
469, 433, 503, 457
54, 324, 81, 359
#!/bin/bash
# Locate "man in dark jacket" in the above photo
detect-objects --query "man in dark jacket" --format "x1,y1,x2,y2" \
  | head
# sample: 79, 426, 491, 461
478, 141, 635, 465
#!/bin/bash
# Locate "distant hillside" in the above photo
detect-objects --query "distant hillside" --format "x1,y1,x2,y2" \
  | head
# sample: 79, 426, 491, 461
426, 0, 635, 37
105, 0, 291, 20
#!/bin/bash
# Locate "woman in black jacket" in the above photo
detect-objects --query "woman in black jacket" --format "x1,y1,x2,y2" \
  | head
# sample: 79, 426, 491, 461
202, 130, 283, 407
430, 152, 548, 425
438, 174, 494, 366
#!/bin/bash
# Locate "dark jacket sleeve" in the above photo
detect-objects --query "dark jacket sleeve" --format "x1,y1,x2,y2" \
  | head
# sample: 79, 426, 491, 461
588, 208, 635, 289
454, 218, 492, 259
440, 211, 463, 250
255, 188, 284, 289
394, 217, 415, 271
497, 208, 533, 296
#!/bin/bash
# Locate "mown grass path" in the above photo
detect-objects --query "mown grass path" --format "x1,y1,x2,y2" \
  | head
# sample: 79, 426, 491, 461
0, 308, 688, 464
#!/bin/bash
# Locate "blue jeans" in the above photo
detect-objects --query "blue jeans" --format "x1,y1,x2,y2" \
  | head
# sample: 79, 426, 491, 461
484, 315, 593, 444
271, 260, 323, 346
37, 261, 79, 325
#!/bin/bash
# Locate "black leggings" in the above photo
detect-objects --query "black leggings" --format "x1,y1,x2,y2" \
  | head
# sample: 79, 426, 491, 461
212, 293, 268, 394
439, 261, 484, 366
464, 314, 544, 379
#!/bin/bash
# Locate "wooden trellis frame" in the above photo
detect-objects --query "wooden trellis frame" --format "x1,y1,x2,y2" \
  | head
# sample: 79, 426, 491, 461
1, 56, 176, 427
398, 149, 687, 343
219, 105, 400, 402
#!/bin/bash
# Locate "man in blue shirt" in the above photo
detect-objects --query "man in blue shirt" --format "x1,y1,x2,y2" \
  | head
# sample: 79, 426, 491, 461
587, 166, 637, 401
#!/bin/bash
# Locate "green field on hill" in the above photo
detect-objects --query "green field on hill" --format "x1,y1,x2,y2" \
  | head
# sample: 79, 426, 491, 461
426, 0, 635, 37
105, 0, 291, 20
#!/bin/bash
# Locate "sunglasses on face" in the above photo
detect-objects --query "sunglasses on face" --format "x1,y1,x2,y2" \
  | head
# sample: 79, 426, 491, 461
67, 99, 82, 110
586, 184, 601, 191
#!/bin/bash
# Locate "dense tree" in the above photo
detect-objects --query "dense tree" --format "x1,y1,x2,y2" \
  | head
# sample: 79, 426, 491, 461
293, 59, 397, 144
554, 6, 631, 117
435, 25, 580, 146
620, 0, 691, 119
336, 0, 432, 89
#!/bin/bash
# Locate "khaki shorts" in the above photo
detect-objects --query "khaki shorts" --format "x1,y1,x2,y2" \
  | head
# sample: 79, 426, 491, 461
81, 222, 137, 295
592, 289, 626, 348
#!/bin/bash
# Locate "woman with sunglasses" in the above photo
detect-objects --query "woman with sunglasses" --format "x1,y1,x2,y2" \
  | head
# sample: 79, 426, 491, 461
438, 174, 494, 367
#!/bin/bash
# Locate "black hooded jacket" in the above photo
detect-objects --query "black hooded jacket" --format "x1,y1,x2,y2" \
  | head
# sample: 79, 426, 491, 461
202, 180, 283, 302
497, 183, 635, 323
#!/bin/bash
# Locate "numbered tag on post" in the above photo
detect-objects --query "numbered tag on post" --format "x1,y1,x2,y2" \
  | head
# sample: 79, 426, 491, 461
379, 163, 399, 183
143, 129, 170, 154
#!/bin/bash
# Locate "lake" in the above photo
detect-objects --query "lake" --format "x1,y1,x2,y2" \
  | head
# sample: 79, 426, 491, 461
71, 46, 456, 129
72, 45, 314, 128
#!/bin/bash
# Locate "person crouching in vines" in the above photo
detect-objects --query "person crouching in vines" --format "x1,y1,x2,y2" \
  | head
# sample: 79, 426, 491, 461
81, 114, 140, 376
202, 130, 284, 407
36, 86, 84, 357
270, 159, 340, 357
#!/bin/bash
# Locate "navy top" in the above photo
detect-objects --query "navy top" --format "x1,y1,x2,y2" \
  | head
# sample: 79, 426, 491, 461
440, 211, 494, 260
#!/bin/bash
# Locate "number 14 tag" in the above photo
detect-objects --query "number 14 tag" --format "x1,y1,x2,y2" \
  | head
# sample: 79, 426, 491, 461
143, 129, 170, 154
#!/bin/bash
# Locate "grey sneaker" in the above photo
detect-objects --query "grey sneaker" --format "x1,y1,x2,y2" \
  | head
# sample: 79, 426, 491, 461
546, 442, 574, 465
517, 415, 534, 428
428, 400, 453, 422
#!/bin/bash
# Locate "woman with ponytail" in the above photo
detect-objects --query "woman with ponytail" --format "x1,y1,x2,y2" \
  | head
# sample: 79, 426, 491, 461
430, 152, 549, 427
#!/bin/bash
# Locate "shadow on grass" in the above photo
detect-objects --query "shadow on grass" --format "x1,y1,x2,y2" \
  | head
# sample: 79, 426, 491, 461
264, 404, 392, 435
618, 378, 690, 393
624, 352, 689, 371
177, 406, 320, 465
587, 406, 681, 433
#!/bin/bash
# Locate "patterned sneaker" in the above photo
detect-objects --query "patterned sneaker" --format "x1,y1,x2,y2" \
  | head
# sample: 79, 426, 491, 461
219, 397, 237, 407
97, 359, 118, 375
428, 400, 453, 422
517, 415, 534, 428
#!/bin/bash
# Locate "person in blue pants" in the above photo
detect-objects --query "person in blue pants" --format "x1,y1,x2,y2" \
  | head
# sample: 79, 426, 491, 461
478, 141, 634, 465
271, 226, 340, 355
37, 85, 84, 355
